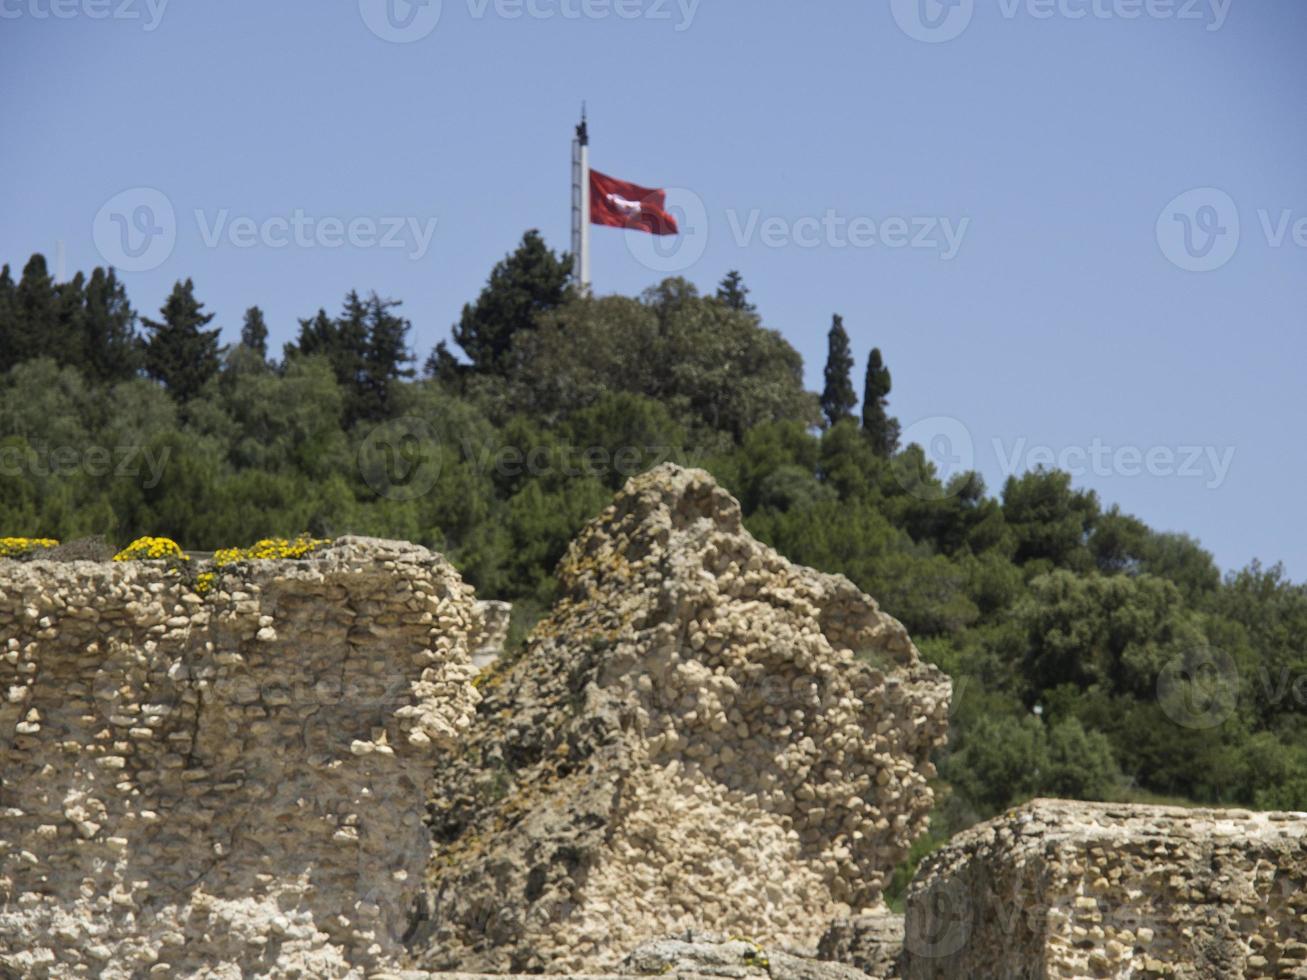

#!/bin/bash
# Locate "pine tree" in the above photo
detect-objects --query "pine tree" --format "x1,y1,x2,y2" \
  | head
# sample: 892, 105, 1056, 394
820, 314, 857, 427
450, 230, 572, 374
0, 257, 138, 381
240, 306, 269, 359
82, 267, 139, 383
53, 271, 91, 373
0, 265, 14, 373
142, 279, 223, 402
358, 293, 414, 422
716, 270, 758, 319
286, 308, 336, 364
862, 347, 901, 457
424, 340, 463, 385
287, 300, 363, 387
331, 291, 371, 425
4, 255, 59, 370
285, 291, 412, 425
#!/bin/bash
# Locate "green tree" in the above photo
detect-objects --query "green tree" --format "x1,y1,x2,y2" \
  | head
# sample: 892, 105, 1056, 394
818, 418, 881, 501
820, 314, 856, 428
941, 713, 1049, 819
561, 392, 688, 491
507, 282, 818, 440
1212, 562, 1307, 728
1043, 716, 1120, 800
286, 307, 343, 372
1014, 570, 1205, 700
0, 261, 139, 382
217, 355, 347, 476
239, 306, 269, 359
0, 265, 14, 371
1001, 469, 1099, 571
861, 347, 900, 457
1, 255, 59, 371
358, 293, 414, 422
81, 267, 139, 383
285, 291, 411, 426
141, 279, 223, 403
715, 270, 758, 320
449, 230, 572, 374
424, 340, 463, 385
707, 420, 821, 514
53, 271, 90, 374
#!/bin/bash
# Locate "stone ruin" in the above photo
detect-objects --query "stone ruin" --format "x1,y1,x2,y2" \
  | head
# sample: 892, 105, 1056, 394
410, 465, 952, 973
1, 465, 1305, 979
0, 538, 481, 977
902, 799, 1307, 980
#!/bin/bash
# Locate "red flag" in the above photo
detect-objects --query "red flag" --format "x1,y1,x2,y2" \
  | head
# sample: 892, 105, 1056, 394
590, 169, 679, 236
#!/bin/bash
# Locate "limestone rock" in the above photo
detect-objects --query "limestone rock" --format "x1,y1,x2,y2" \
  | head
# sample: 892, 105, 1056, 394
620, 933, 872, 980
621, 934, 774, 977
412, 464, 951, 973
819, 913, 904, 978
902, 799, 1307, 979
0, 537, 481, 978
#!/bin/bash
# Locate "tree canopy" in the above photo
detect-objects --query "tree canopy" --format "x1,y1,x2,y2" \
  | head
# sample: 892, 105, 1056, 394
2, 240, 1304, 868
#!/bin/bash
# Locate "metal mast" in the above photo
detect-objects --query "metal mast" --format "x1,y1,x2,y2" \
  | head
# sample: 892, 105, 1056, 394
571, 105, 591, 291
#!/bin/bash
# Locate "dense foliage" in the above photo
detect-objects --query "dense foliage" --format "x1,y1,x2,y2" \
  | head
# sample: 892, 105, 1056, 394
3, 234, 1305, 866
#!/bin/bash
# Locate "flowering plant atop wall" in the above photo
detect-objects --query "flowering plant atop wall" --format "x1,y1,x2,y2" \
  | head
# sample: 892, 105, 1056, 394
112, 537, 189, 562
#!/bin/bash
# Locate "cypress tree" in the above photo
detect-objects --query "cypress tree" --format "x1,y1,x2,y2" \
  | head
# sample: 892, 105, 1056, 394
142, 279, 223, 402
862, 346, 901, 457
820, 314, 857, 427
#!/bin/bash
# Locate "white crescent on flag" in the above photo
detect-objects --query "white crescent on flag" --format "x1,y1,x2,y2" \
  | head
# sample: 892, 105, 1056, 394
606, 193, 643, 217
590, 169, 679, 236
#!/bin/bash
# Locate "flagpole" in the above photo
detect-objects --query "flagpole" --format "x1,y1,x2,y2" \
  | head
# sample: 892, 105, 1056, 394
571, 105, 591, 292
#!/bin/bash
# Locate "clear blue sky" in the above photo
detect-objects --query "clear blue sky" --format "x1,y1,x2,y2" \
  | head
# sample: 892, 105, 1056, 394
2, 0, 1304, 579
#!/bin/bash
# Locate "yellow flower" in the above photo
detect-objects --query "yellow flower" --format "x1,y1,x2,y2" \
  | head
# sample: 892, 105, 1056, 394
113, 536, 188, 562
0, 538, 59, 559
212, 535, 330, 568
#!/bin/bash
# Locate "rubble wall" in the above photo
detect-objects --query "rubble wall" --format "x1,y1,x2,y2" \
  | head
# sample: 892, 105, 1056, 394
0, 538, 481, 979
903, 799, 1307, 980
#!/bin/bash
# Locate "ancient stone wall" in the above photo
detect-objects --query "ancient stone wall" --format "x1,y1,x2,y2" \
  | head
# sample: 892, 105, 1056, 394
902, 799, 1307, 980
0, 538, 481, 979
413, 465, 951, 974
12, 480, 1301, 980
